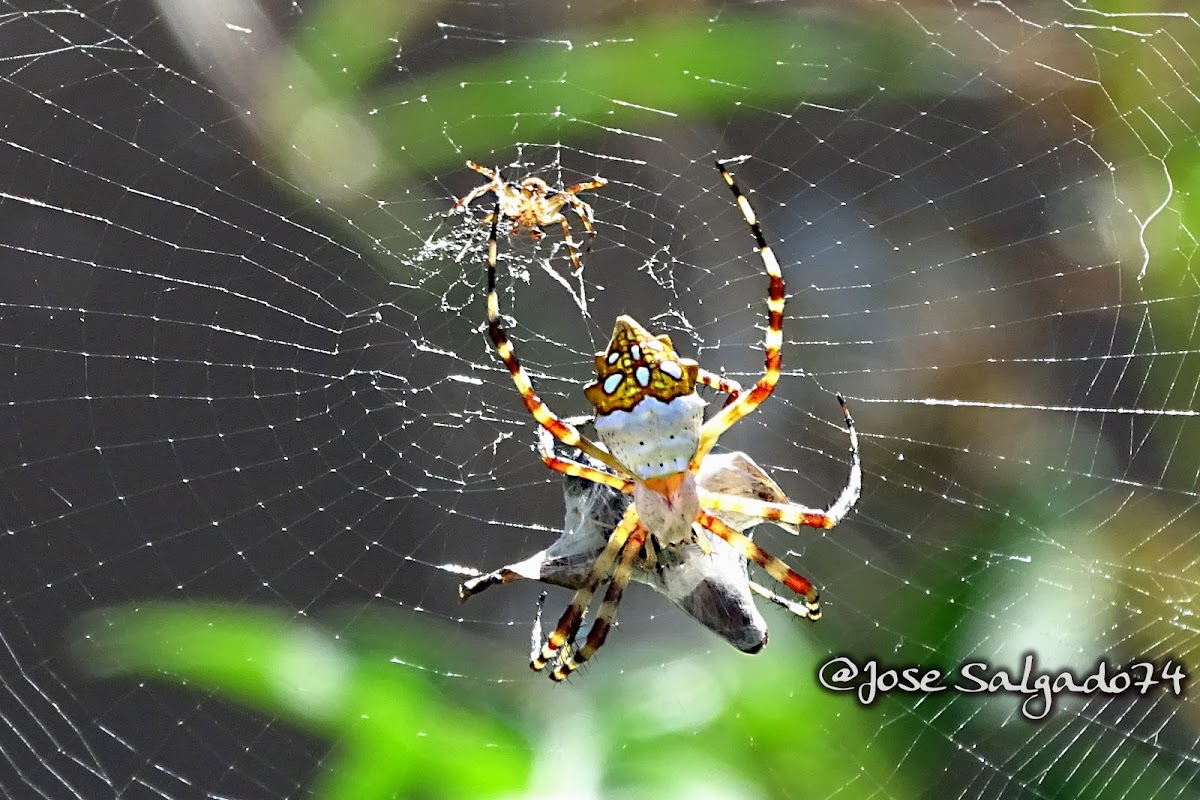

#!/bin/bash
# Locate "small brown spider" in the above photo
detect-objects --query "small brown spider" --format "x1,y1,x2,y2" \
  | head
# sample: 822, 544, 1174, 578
450, 160, 607, 273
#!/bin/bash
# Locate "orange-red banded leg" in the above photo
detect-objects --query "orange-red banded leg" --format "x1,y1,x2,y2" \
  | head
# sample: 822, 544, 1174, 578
465, 160, 495, 178
564, 178, 608, 197
697, 368, 743, 408
697, 512, 820, 619
535, 428, 634, 493
699, 394, 860, 529
554, 526, 648, 681
692, 161, 786, 466
699, 493, 835, 530
532, 505, 643, 671
484, 204, 632, 479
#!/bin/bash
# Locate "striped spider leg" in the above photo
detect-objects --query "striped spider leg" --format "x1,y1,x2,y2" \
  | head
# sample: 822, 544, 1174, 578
451, 160, 607, 273
698, 396, 860, 534
472, 160, 861, 681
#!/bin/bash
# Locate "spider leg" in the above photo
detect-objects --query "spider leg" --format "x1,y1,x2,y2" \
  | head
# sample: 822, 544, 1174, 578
562, 194, 599, 254
700, 493, 834, 529
691, 160, 786, 467
644, 534, 661, 573
529, 591, 548, 665
557, 217, 584, 273
553, 524, 648, 681
532, 505, 643, 671
466, 160, 499, 179
697, 511, 820, 619
563, 177, 607, 197
485, 203, 633, 478
696, 368, 742, 408
536, 427, 633, 493
698, 395, 860, 529
748, 580, 816, 619
459, 565, 524, 600
452, 162, 503, 213
452, 182, 499, 214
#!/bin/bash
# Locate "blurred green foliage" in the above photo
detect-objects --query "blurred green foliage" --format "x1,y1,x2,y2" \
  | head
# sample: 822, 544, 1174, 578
268, 4, 942, 185
71, 604, 531, 800
71, 601, 927, 800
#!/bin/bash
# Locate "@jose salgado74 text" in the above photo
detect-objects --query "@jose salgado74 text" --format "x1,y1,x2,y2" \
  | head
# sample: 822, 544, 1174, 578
817, 654, 1186, 720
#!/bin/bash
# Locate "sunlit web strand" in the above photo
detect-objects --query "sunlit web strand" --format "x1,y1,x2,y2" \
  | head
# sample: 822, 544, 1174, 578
865, 398, 1200, 417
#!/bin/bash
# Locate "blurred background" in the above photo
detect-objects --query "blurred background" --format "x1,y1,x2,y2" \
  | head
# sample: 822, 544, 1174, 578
2, 1, 1199, 798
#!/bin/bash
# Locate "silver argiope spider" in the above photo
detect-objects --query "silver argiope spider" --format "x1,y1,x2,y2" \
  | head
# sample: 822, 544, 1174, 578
450, 160, 608, 273
469, 159, 861, 681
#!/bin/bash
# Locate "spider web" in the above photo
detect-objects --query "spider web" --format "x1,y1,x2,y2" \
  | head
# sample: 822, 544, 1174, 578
2, 1, 1199, 798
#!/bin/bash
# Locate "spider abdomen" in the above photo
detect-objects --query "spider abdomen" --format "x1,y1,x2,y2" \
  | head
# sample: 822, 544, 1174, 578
594, 393, 705, 481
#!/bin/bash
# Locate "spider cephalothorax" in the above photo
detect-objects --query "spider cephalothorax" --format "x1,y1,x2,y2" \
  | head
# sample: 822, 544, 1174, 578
463, 158, 861, 681
451, 160, 607, 273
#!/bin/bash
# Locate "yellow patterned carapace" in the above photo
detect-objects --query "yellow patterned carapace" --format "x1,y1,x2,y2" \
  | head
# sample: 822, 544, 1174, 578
451, 160, 607, 274
583, 316, 700, 415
